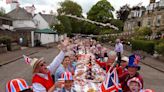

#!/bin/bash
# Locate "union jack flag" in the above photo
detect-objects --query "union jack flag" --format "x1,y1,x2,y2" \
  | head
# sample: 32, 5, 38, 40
134, 54, 141, 64
22, 55, 32, 64
99, 68, 122, 92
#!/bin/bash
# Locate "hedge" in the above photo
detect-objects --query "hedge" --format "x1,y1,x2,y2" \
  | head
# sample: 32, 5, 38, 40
155, 43, 164, 55
131, 40, 155, 55
0, 36, 12, 51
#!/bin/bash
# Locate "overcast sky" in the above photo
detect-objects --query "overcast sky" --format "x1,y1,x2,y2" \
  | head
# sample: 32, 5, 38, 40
0, 0, 160, 18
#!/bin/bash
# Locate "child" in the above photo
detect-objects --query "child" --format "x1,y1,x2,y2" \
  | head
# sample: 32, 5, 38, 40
61, 72, 75, 92
6, 78, 33, 92
127, 77, 142, 92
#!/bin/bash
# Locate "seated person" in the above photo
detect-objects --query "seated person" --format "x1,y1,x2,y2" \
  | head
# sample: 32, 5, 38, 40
128, 78, 155, 92
127, 77, 143, 92
6, 78, 33, 92
117, 56, 129, 76
61, 72, 74, 92
95, 51, 116, 73
54, 55, 73, 82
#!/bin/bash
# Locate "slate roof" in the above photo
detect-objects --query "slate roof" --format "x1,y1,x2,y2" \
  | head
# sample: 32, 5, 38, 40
7, 7, 33, 20
40, 13, 57, 25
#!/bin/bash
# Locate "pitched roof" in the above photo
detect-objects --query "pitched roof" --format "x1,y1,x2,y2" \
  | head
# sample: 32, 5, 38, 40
40, 13, 57, 25
7, 7, 33, 20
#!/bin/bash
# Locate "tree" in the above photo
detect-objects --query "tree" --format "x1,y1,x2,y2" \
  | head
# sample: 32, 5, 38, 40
51, 24, 65, 34
116, 4, 131, 22
110, 19, 124, 31
56, 0, 83, 35
57, 0, 82, 17
87, 0, 114, 23
0, 7, 5, 16
57, 15, 72, 35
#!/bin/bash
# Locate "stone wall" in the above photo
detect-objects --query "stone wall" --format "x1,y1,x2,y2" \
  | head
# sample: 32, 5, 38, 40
0, 45, 7, 54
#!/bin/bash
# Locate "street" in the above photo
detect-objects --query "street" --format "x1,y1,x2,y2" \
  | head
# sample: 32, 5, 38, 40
0, 47, 164, 92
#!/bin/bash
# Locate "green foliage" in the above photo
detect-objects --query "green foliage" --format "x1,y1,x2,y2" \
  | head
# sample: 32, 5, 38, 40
0, 36, 12, 51
82, 22, 98, 35
57, 0, 82, 17
0, 36, 11, 44
57, 15, 72, 34
134, 36, 147, 40
110, 19, 124, 31
0, 7, 5, 16
108, 36, 117, 43
131, 40, 155, 55
56, 0, 83, 35
155, 43, 164, 55
116, 4, 131, 22
87, 0, 114, 23
53, 24, 65, 34
156, 31, 162, 36
99, 29, 113, 35
137, 27, 152, 36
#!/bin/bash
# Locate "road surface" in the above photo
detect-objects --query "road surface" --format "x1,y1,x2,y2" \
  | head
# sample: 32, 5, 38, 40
0, 47, 164, 92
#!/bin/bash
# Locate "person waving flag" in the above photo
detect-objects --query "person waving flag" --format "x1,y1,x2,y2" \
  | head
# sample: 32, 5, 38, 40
99, 68, 122, 92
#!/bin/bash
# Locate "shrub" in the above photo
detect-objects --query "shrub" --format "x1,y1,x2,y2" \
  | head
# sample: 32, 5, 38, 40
131, 40, 155, 55
155, 43, 164, 55
0, 36, 12, 51
153, 39, 164, 45
137, 27, 152, 36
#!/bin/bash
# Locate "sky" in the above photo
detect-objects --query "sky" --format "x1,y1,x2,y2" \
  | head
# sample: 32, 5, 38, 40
0, 0, 160, 18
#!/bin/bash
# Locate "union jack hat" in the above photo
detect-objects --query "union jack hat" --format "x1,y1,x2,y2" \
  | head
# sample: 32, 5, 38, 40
127, 77, 142, 89
128, 54, 141, 70
61, 72, 73, 81
143, 89, 155, 92
6, 78, 31, 92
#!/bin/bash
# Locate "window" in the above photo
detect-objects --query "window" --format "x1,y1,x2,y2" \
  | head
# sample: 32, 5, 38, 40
156, 15, 161, 26
138, 21, 141, 27
147, 17, 151, 27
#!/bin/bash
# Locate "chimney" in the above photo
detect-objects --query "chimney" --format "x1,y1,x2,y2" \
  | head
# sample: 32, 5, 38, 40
150, 0, 155, 4
10, 0, 19, 11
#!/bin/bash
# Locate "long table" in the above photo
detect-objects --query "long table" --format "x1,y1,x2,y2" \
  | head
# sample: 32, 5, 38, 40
73, 53, 106, 92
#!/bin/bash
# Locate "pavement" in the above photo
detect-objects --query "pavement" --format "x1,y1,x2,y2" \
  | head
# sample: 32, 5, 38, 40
0, 43, 164, 92
0, 43, 58, 67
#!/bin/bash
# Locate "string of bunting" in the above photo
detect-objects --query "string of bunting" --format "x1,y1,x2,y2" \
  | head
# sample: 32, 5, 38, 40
109, 31, 163, 39
65, 14, 119, 30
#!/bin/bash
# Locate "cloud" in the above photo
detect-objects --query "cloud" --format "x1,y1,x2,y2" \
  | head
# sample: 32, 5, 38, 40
1, 0, 161, 17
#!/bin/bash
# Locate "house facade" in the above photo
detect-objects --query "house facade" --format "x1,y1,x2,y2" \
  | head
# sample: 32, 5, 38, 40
33, 13, 61, 44
124, 0, 164, 33
33, 13, 58, 29
7, 7, 36, 46
124, 6, 145, 31
142, 0, 164, 32
0, 16, 15, 39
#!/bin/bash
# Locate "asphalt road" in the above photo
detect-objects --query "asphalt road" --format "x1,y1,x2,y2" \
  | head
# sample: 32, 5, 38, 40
0, 47, 164, 92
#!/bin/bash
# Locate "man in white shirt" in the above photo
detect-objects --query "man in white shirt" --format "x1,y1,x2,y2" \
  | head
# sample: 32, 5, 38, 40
114, 39, 123, 66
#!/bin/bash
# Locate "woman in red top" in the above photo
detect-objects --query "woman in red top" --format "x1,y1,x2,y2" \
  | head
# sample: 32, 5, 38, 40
95, 51, 117, 73
117, 56, 129, 77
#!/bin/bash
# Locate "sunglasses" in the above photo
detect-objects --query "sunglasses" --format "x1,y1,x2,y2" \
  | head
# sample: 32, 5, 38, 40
40, 62, 46, 67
